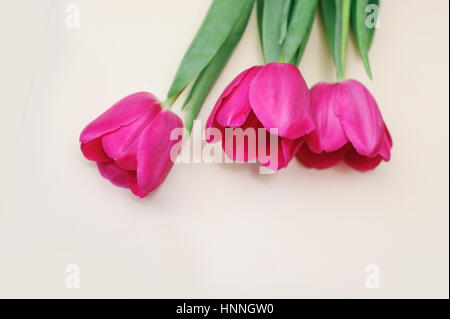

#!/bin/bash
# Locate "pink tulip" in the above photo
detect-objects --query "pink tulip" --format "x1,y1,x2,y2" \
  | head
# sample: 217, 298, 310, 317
80, 92, 183, 197
297, 80, 392, 171
206, 62, 315, 170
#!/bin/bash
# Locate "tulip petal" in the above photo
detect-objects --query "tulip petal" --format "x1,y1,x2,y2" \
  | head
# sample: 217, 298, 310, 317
125, 171, 149, 198
297, 144, 348, 169
80, 137, 111, 163
344, 147, 382, 171
137, 110, 183, 193
259, 134, 285, 171
206, 66, 262, 141
257, 128, 303, 171
97, 162, 128, 188
378, 124, 393, 161
249, 62, 314, 139
222, 111, 260, 163
113, 138, 139, 170
216, 67, 261, 128
335, 80, 384, 157
80, 92, 160, 144
206, 67, 253, 129
102, 106, 161, 170
281, 138, 304, 167
257, 125, 280, 170
306, 82, 348, 153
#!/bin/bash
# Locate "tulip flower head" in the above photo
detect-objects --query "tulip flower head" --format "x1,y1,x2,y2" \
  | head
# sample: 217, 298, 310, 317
206, 62, 315, 170
297, 80, 392, 171
80, 92, 183, 197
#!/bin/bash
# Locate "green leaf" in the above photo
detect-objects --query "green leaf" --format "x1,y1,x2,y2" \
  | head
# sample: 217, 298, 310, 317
257, 0, 265, 47
184, 1, 254, 133
167, 0, 251, 99
351, 0, 379, 79
261, 0, 291, 63
283, 0, 318, 64
321, 0, 351, 81
279, 0, 292, 45
294, 12, 315, 65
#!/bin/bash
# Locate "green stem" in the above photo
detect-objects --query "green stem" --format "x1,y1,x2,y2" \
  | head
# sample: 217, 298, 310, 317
278, 49, 285, 63
339, 0, 351, 80
162, 91, 182, 109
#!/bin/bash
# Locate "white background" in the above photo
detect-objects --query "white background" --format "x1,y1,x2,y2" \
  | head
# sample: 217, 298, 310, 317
0, 0, 448, 298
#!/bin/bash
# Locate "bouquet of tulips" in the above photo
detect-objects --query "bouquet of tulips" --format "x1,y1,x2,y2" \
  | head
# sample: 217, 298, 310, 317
80, 0, 392, 198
